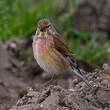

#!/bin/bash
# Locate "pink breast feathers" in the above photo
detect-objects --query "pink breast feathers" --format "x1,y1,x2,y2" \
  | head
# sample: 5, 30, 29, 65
35, 38, 52, 53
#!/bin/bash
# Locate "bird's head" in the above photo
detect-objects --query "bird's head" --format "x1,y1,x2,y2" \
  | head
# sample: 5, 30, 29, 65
36, 19, 57, 37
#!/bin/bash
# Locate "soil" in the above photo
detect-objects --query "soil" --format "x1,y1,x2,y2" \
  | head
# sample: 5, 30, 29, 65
0, 37, 110, 110
10, 64, 110, 110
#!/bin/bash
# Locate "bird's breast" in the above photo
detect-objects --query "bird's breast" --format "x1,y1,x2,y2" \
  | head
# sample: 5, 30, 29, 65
34, 37, 52, 53
33, 37, 69, 74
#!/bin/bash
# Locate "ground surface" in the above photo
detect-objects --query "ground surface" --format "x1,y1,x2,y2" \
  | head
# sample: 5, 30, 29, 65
11, 65, 110, 110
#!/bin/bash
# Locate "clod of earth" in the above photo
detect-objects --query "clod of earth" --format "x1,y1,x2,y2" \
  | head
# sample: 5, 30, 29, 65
11, 64, 110, 110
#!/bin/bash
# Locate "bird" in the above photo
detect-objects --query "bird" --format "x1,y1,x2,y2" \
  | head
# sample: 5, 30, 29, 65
33, 18, 93, 88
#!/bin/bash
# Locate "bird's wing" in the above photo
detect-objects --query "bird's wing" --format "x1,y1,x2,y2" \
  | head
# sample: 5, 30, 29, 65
53, 33, 77, 65
53, 34, 93, 88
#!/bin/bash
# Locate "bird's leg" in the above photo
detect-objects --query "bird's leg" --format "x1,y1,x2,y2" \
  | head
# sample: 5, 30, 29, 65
43, 72, 55, 87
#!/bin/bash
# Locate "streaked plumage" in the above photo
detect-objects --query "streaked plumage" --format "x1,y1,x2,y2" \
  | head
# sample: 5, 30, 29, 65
33, 19, 93, 88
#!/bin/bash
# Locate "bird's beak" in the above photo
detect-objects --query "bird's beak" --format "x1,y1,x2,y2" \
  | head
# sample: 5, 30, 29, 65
40, 27, 45, 32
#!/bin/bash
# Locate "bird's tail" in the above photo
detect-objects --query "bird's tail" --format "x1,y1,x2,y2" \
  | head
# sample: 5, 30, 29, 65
71, 68, 93, 88
66, 56, 93, 88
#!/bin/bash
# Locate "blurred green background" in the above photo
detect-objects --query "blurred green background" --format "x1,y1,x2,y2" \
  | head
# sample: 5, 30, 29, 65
0, 0, 109, 69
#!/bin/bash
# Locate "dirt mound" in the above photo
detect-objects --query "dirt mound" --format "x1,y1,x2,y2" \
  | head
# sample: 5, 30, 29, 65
10, 64, 110, 110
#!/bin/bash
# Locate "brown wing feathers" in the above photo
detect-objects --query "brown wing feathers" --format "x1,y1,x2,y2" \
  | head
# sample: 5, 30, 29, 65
53, 34, 76, 65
